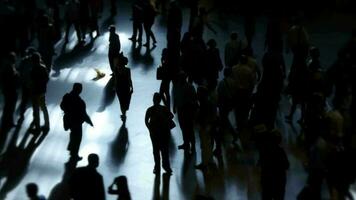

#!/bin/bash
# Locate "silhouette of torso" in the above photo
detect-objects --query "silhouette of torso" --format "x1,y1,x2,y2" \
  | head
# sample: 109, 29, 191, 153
60, 92, 88, 127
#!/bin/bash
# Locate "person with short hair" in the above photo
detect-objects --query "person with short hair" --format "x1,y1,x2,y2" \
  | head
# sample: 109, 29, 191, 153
26, 183, 46, 200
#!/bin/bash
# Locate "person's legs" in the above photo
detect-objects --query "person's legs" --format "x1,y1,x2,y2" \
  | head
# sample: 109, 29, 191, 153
161, 140, 171, 173
143, 23, 150, 46
39, 94, 49, 129
32, 95, 41, 130
69, 125, 83, 158
19, 87, 30, 119
150, 134, 161, 172
65, 21, 72, 42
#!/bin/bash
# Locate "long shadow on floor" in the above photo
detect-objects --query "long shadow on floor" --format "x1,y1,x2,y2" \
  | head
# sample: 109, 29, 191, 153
48, 158, 79, 200
97, 77, 116, 112
128, 41, 156, 71
152, 173, 171, 200
0, 125, 48, 199
108, 121, 129, 170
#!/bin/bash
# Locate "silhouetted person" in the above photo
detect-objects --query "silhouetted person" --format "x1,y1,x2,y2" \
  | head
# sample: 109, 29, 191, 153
217, 68, 237, 143
79, 0, 90, 40
26, 183, 46, 200
70, 153, 105, 200
145, 93, 174, 174
251, 49, 285, 129
108, 176, 131, 200
31, 53, 50, 133
37, 14, 55, 72
1, 52, 19, 131
195, 86, 217, 170
108, 25, 121, 74
18, 47, 36, 121
224, 32, 242, 68
88, 0, 102, 39
143, 1, 157, 47
60, 83, 93, 160
191, 7, 217, 40
158, 48, 171, 108
205, 39, 223, 87
260, 130, 289, 200
129, 0, 144, 43
113, 53, 133, 120
173, 72, 198, 153
65, 0, 82, 43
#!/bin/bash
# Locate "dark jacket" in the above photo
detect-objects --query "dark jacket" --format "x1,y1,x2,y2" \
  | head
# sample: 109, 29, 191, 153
31, 63, 49, 95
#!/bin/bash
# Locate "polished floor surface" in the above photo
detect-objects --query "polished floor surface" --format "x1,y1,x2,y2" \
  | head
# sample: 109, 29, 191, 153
1, 1, 356, 199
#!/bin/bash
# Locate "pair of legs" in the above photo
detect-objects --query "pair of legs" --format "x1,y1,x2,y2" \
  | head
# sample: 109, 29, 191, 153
130, 20, 143, 42
68, 125, 83, 159
143, 21, 156, 46
65, 20, 82, 43
159, 79, 171, 109
116, 90, 132, 119
196, 125, 214, 169
177, 107, 195, 152
32, 94, 50, 131
150, 133, 171, 174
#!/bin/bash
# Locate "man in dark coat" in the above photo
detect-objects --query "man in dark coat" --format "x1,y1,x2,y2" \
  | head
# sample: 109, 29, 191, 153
60, 83, 93, 160
70, 153, 105, 200
145, 93, 173, 174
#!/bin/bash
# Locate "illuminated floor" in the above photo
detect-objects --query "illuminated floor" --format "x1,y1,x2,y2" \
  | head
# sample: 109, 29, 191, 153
1, 1, 356, 199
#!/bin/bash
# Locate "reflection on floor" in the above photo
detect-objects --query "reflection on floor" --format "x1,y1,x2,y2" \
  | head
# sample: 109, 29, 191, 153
1, 1, 356, 199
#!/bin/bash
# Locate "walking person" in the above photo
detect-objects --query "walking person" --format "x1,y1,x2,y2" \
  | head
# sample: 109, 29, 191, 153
145, 93, 174, 174
113, 53, 133, 121
143, 1, 157, 47
60, 83, 93, 160
30, 53, 50, 133
129, 0, 144, 43
108, 25, 121, 74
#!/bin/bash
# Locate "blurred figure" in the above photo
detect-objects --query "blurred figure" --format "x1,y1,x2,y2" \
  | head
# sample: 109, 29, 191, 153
129, 0, 144, 43
65, 0, 82, 43
143, 1, 157, 47
60, 83, 93, 160
88, 0, 103, 39
0, 52, 19, 131
205, 39, 223, 87
113, 53, 133, 121
173, 72, 198, 153
224, 32, 242, 68
26, 183, 46, 200
37, 14, 55, 72
191, 7, 217, 40
145, 93, 174, 174
108, 25, 121, 74
108, 176, 131, 200
158, 48, 171, 108
70, 154, 105, 200
30, 53, 50, 133
18, 47, 36, 121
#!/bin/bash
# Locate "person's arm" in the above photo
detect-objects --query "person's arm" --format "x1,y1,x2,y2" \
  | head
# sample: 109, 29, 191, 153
145, 109, 150, 128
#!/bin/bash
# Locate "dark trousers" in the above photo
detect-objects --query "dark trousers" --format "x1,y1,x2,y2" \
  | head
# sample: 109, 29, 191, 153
144, 22, 156, 45
108, 51, 117, 73
65, 20, 82, 42
131, 20, 143, 41
150, 132, 170, 171
1, 92, 17, 129
177, 107, 195, 149
261, 175, 286, 200
68, 124, 83, 157
19, 86, 31, 118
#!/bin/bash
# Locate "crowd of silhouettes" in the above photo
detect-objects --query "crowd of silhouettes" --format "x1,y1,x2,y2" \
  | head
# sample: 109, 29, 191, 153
0, 0, 356, 199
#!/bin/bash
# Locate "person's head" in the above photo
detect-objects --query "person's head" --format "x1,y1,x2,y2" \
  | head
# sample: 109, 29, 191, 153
109, 25, 116, 34
117, 53, 129, 67
207, 39, 217, 49
32, 52, 41, 64
72, 83, 83, 95
310, 46, 320, 59
114, 176, 130, 194
26, 183, 38, 198
153, 93, 161, 105
230, 32, 238, 40
88, 153, 99, 168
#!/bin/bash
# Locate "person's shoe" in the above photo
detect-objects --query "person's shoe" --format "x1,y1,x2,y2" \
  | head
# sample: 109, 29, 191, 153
128, 37, 136, 41
195, 163, 207, 170
29, 128, 41, 135
178, 144, 188, 150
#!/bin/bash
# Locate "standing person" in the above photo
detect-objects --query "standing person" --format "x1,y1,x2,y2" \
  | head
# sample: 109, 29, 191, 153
70, 153, 105, 200
108, 176, 131, 200
158, 48, 171, 108
88, 0, 102, 39
60, 83, 93, 160
143, 0, 157, 47
224, 32, 242, 68
108, 25, 121, 74
145, 93, 174, 174
205, 39, 224, 87
195, 86, 217, 170
79, 0, 90, 41
37, 14, 55, 72
173, 72, 198, 153
31, 53, 50, 133
26, 183, 46, 200
113, 53, 133, 121
18, 47, 36, 121
129, 0, 144, 43
65, 0, 82, 43
0, 52, 19, 131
